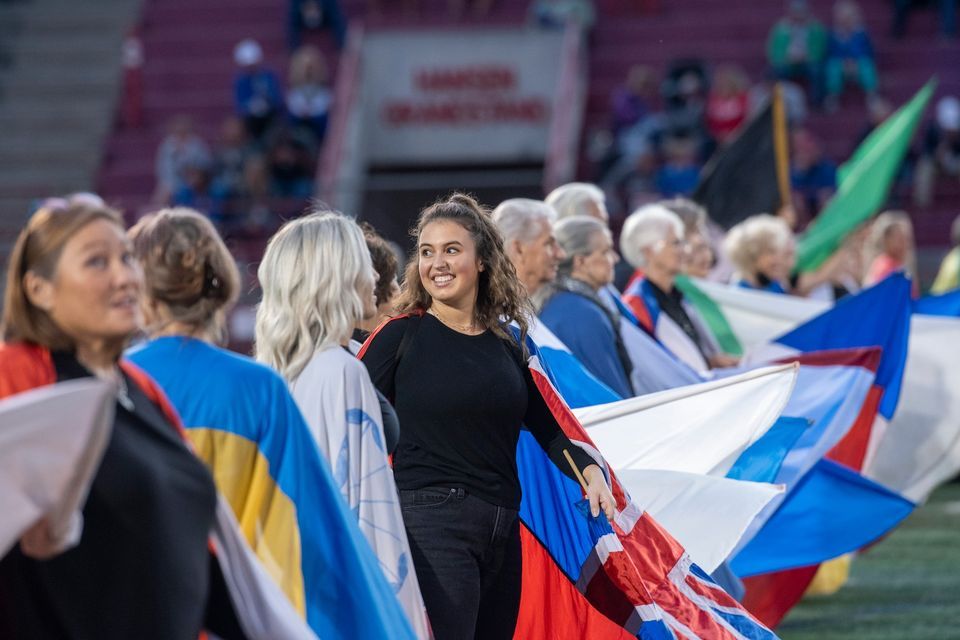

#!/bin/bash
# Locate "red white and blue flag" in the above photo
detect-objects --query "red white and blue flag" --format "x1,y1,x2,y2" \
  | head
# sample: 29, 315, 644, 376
513, 336, 779, 640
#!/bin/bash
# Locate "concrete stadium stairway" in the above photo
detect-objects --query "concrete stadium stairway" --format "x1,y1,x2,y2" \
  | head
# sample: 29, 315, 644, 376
0, 0, 139, 274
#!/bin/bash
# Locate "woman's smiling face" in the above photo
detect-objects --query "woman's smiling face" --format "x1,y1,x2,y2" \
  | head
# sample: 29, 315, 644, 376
417, 219, 482, 310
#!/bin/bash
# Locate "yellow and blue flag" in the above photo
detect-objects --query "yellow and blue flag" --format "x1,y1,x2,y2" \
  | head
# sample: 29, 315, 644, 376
126, 336, 416, 640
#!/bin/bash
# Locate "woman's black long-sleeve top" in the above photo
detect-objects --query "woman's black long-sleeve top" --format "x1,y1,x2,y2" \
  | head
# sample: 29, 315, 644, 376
360, 314, 596, 510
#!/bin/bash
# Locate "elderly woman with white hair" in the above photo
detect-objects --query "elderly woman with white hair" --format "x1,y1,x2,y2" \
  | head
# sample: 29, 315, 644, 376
545, 181, 609, 223
254, 211, 430, 638
535, 215, 634, 397
726, 213, 865, 300
724, 214, 796, 294
620, 204, 737, 372
491, 198, 563, 297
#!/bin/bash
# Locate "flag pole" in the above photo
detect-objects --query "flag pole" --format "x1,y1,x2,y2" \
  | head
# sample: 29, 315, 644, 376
772, 83, 791, 209
562, 449, 590, 493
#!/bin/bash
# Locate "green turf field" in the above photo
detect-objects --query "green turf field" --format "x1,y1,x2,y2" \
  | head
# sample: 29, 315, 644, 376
778, 483, 960, 640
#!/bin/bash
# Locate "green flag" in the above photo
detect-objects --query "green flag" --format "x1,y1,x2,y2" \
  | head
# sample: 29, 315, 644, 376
675, 275, 744, 356
796, 79, 936, 273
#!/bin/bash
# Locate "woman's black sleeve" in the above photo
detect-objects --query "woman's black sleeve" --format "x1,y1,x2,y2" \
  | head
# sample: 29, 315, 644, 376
358, 317, 407, 402
522, 366, 599, 483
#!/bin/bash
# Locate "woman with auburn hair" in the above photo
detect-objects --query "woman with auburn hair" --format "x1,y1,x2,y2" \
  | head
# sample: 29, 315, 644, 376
254, 211, 430, 639
125, 207, 414, 639
359, 193, 615, 640
0, 201, 248, 639
355, 222, 402, 342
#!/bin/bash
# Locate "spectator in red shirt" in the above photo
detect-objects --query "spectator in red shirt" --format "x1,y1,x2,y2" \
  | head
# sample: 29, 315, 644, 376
706, 65, 750, 144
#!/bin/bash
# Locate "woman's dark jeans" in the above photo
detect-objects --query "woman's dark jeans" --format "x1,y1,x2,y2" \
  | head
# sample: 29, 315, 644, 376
399, 487, 521, 640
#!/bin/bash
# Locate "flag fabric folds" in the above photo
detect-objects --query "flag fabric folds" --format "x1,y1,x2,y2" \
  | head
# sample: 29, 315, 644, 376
621, 275, 721, 373
617, 469, 783, 575
864, 313, 960, 502
513, 336, 779, 639
731, 459, 914, 578
127, 338, 418, 640
743, 274, 912, 421
0, 379, 114, 558
913, 288, 960, 316
686, 278, 960, 504
576, 365, 797, 477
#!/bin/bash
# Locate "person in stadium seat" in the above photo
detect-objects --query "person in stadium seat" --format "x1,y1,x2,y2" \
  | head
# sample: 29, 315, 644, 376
824, 0, 879, 111
791, 127, 837, 222
233, 39, 284, 140
153, 114, 211, 206
287, 0, 347, 50
914, 96, 960, 209
767, 0, 827, 103
286, 45, 332, 146
705, 64, 751, 144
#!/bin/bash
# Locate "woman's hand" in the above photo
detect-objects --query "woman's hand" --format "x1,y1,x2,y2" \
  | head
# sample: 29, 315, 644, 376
20, 517, 60, 560
582, 464, 616, 522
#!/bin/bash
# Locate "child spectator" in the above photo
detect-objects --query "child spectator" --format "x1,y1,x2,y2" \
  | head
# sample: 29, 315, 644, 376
286, 46, 333, 146
233, 39, 284, 140
824, 0, 879, 110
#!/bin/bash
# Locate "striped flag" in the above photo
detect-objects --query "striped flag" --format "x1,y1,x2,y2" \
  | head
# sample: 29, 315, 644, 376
684, 277, 960, 504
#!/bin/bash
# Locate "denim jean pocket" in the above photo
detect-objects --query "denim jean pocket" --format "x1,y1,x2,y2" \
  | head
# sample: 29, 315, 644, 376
399, 487, 459, 510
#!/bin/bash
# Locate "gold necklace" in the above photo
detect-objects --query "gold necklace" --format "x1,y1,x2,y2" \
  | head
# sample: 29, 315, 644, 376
428, 307, 483, 334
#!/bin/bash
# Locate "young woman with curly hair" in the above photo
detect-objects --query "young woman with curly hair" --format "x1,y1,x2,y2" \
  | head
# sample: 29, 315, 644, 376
359, 193, 615, 640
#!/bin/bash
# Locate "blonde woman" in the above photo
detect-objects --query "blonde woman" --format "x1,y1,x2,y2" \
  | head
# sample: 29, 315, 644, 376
126, 208, 413, 638
724, 214, 796, 294
255, 211, 429, 638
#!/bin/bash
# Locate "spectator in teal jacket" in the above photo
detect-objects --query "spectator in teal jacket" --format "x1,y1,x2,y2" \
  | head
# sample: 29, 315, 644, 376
767, 0, 827, 102
824, 0, 879, 110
